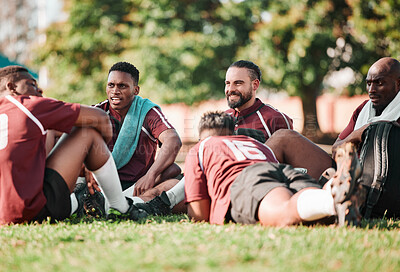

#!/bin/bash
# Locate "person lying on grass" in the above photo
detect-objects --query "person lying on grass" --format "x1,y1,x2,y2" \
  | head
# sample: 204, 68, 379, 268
183, 111, 365, 227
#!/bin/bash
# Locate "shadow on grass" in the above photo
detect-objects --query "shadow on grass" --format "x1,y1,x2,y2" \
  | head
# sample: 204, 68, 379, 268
61, 213, 189, 225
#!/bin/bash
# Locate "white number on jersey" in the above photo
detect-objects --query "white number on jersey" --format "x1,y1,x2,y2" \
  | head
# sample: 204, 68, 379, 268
222, 139, 267, 161
0, 114, 8, 150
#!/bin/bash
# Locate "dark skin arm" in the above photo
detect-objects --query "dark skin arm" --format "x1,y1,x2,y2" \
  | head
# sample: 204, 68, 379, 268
187, 199, 211, 222
331, 123, 369, 158
133, 129, 182, 196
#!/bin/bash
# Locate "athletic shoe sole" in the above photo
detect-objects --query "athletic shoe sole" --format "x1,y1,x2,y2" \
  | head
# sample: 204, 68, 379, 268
331, 142, 364, 226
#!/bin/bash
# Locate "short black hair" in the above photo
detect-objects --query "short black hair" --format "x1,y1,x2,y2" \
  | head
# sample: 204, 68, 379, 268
198, 111, 235, 136
0, 65, 29, 78
229, 60, 261, 81
0, 66, 30, 91
108, 62, 140, 85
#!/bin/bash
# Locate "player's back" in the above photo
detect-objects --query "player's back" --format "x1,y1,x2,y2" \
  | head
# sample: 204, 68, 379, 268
198, 135, 278, 185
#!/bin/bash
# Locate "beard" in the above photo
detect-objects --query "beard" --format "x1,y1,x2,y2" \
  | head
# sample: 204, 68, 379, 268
226, 91, 253, 109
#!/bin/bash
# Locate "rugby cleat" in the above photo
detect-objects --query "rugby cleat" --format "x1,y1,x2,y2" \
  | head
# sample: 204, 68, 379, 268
84, 190, 106, 219
331, 142, 365, 226
71, 182, 89, 219
135, 191, 172, 216
107, 198, 149, 221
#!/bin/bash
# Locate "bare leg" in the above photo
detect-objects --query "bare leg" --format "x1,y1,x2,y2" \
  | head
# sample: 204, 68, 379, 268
258, 187, 335, 227
46, 127, 110, 192
139, 178, 180, 202
155, 163, 181, 185
266, 129, 334, 180
258, 187, 299, 226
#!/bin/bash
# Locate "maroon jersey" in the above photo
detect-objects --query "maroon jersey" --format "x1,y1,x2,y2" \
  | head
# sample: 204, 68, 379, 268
338, 100, 369, 140
225, 98, 293, 141
0, 95, 80, 224
184, 135, 278, 225
95, 100, 174, 183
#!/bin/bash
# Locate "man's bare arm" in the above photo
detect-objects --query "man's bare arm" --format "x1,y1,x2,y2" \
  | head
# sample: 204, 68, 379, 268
133, 129, 182, 196
332, 123, 369, 157
188, 199, 211, 222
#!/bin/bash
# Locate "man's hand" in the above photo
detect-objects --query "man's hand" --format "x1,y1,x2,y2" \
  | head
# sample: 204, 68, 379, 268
84, 168, 102, 195
133, 173, 157, 196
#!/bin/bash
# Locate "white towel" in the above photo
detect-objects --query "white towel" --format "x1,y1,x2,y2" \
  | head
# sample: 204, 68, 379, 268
354, 91, 400, 130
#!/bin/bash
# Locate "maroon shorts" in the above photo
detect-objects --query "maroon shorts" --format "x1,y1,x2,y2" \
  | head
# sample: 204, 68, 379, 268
32, 168, 71, 223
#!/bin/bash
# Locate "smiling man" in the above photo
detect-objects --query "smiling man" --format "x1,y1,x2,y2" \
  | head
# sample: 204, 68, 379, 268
93, 62, 182, 198
225, 60, 293, 142
332, 57, 400, 153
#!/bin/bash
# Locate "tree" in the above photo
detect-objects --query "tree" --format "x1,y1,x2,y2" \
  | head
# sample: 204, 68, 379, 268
238, 0, 400, 139
35, 0, 265, 105
35, 0, 133, 104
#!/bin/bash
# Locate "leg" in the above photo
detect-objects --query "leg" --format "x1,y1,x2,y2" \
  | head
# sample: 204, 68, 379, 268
155, 163, 181, 185
139, 178, 180, 202
46, 127, 110, 192
258, 187, 335, 227
230, 162, 335, 226
46, 127, 130, 215
266, 129, 334, 180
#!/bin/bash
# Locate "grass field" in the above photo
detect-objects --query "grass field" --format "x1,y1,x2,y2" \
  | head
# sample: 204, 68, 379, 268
1, 215, 400, 272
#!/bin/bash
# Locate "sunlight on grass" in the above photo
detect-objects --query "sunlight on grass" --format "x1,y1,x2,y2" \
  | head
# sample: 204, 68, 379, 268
1, 215, 400, 271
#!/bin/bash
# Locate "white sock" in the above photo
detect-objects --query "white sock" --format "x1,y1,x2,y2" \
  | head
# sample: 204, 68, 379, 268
70, 193, 79, 216
296, 189, 336, 221
91, 154, 129, 213
76, 176, 86, 185
323, 178, 333, 194
103, 184, 144, 211
69, 177, 86, 215
165, 177, 185, 208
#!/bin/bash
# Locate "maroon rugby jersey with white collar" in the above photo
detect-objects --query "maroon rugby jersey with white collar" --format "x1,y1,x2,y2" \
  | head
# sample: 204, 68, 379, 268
184, 135, 278, 225
225, 98, 293, 141
95, 100, 174, 185
0, 95, 80, 224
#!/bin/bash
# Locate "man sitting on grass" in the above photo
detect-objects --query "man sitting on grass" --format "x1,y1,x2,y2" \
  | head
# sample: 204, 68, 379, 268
0, 65, 144, 225
183, 111, 364, 226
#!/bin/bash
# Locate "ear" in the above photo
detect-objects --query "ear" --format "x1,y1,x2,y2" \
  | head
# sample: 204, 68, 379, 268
134, 86, 140, 95
252, 79, 260, 92
6, 82, 18, 95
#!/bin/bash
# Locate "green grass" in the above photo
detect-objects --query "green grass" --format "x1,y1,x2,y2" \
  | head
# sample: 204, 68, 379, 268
1, 215, 400, 272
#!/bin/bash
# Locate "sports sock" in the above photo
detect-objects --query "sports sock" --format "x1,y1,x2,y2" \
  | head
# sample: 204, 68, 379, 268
91, 153, 129, 213
296, 189, 336, 221
323, 178, 333, 194
103, 184, 144, 211
70, 193, 78, 215
165, 177, 185, 208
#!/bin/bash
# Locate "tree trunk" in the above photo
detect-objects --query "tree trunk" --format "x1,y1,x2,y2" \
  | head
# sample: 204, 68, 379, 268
300, 88, 322, 141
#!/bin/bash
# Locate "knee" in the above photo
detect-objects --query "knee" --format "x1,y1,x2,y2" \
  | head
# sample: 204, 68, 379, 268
72, 127, 103, 141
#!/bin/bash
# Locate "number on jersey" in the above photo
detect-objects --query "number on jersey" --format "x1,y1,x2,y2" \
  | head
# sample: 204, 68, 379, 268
222, 139, 267, 161
0, 114, 8, 150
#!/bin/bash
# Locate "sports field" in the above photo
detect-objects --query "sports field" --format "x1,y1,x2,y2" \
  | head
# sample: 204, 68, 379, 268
1, 215, 400, 272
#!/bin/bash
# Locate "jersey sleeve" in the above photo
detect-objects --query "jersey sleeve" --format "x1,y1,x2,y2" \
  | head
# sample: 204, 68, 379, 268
32, 97, 80, 133
338, 100, 368, 140
143, 107, 174, 140
184, 144, 210, 203
267, 110, 293, 131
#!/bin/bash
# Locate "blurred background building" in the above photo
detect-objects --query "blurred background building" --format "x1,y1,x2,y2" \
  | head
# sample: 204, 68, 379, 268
0, 0, 64, 82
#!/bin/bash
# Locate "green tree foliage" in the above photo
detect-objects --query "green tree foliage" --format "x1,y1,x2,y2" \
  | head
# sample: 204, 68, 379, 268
35, 0, 265, 105
35, 0, 133, 104
238, 0, 400, 137
35, 0, 400, 136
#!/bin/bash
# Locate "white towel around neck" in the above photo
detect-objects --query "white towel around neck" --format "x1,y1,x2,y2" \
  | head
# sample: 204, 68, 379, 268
354, 90, 400, 130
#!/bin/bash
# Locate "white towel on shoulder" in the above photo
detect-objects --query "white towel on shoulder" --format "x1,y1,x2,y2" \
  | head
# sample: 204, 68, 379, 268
354, 91, 400, 130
